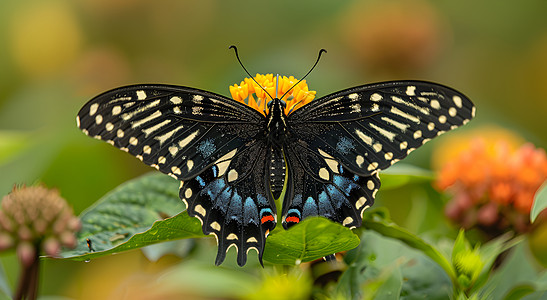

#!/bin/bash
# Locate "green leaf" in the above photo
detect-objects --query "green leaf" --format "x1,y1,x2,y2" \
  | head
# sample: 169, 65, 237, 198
59, 173, 203, 260
336, 231, 452, 300
379, 164, 434, 190
503, 285, 536, 300
159, 261, 259, 298
452, 229, 468, 264
472, 233, 523, 293
361, 210, 457, 284
262, 217, 360, 265
478, 242, 543, 299
531, 181, 547, 223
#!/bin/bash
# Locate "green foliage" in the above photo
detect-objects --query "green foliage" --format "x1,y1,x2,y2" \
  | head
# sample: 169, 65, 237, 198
531, 182, 547, 223
55, 170, 547, 299
263, 217, 360, 265
60, 173, 201, 260
379, 164, 434, 190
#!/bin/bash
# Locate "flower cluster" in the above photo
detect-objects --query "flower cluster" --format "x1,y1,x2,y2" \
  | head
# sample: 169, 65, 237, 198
436, 135, 547, 235
229, 73, 316, 116
0, 185, 80, 266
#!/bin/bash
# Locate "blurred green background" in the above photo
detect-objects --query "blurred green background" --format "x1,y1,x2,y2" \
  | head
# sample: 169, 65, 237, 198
1, 0, 546, 298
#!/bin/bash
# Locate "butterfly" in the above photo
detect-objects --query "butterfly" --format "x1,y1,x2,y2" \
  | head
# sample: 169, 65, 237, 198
76, 50, 475, 266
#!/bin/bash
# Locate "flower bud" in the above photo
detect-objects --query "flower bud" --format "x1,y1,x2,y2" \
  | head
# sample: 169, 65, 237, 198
0, 185, 80, 264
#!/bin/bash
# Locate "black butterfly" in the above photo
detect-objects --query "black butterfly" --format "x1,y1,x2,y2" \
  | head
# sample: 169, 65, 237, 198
77, 58, 474, 266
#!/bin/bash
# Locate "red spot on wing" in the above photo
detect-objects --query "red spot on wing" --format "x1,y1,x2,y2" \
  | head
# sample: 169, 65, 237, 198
261, 214, 275, 224
285, 216, 300, 224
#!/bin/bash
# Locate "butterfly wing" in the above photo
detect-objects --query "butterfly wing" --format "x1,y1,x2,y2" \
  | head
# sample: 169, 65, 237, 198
77, 84, 276, 265
282, 141, 379, 229
288, 81, 475, 176
283, 81, 474, 227
181, 140, 277, 266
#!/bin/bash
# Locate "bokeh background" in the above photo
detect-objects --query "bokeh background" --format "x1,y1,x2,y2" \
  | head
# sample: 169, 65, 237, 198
1, 0, 546, 298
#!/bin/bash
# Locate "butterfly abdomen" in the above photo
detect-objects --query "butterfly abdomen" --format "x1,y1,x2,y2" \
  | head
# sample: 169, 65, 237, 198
269, 149, 286, 199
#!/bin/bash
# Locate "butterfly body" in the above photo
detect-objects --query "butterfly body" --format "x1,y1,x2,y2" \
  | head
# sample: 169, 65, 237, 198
77, 80, 475, 266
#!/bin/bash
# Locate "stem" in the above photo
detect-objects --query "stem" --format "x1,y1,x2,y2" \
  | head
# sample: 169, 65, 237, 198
14, 244, 40, 300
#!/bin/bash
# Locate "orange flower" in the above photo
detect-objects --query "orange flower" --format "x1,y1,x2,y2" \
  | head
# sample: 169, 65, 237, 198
229, 74, 316, 116
435, 128, 547, 235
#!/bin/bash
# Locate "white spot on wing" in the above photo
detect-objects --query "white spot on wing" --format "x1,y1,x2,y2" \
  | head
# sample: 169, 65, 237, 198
215, 149, 238, 177
171, 166, 181, 175
89, 103, 99, 116
131, 110, 162, 128
355, 129, 373, 145
112, 106, 122, 115
367, 162, 378, 171
228, 169, 239, 182
453, 96, 463, 108
406, 86, 416, 96
226, 233, 238, 240
391, 96, 430, 115
342, 217, 354, 226
121, 99, 161, 120
95, 115, 103, 125
390, 107, 420, 124
373, 143, 382, 152
356, 155, 364, 167
143, 145, 151, 154
136, 90, 146, 100
187, 160, 194, 171
142, 119, 172, 137
369, 123, 397, 141
430, 100, 441, 109
448, 107, 457, 117
319, 167, 330, 181
210, 222, 221, 231
168, 146, 178, 156
154, 125, 184, 145
178, 130, 200, 149
356, 197, 367, 210
170, 96, 182, 104
185, 188, 193, 199
381, 116, 410, 132
194, 204, 205, 216
370, 93, 382, 101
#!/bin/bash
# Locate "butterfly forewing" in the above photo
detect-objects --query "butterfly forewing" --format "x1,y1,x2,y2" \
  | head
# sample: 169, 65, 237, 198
288, 81, 475, 176
77, 85, 264, 181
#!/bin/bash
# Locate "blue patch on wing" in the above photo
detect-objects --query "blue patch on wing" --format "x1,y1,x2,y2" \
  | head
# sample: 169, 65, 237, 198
198, 138, 217, 158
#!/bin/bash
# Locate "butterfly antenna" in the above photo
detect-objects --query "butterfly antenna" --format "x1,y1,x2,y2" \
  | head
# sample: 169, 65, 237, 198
280, 48, 327, 101
229, 45, 274, 101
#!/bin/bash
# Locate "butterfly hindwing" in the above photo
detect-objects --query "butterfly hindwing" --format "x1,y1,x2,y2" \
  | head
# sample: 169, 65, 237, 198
282, 142, 379, 229
288, 81, 475, 176
180, 140, 277, 266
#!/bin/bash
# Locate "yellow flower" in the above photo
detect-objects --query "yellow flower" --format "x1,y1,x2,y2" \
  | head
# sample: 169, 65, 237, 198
229, 74, 316, 116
